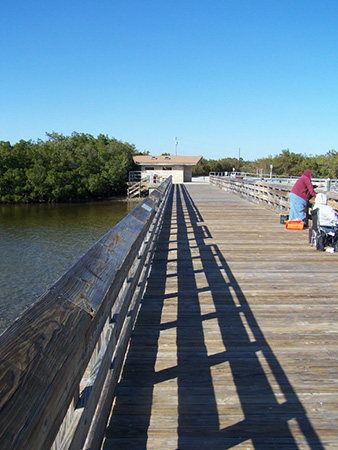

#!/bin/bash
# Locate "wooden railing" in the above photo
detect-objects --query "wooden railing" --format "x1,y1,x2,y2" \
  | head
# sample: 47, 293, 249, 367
210, 175, 338, 212
127, 179, 149, 198
0, 177, 172, 450
127, 174, 171, 199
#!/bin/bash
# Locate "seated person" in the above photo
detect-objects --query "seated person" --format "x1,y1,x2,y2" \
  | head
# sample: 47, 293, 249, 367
314, 193, 338, 232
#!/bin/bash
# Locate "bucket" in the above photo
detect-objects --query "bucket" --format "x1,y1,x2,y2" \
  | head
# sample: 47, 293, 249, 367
280, 214, 288, 224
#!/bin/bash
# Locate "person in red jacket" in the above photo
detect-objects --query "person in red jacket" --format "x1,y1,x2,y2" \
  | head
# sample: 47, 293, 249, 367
289, 170, 316, 224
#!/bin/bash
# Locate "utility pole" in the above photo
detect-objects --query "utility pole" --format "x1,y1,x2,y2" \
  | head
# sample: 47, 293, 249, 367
175, 137, 178, 156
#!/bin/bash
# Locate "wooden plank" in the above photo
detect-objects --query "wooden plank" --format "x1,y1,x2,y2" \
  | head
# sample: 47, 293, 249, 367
0, 290, 91, 449
103, 183, 337, 450
0, 180, 173, 450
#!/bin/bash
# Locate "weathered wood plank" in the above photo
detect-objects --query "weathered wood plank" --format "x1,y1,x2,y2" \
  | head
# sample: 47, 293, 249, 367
0, 178, 172, 450
103, 183, 337, 450
210, 174, 338, 212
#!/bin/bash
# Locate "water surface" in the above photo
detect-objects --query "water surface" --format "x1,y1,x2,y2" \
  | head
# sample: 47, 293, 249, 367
0, 200, 137, 334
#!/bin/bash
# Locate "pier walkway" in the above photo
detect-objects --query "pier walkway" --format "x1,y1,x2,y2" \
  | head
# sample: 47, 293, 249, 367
103, 183, 337, 450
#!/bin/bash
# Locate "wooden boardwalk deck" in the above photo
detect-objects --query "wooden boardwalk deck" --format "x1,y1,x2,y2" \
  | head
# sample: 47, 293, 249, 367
102, 183, 338, 450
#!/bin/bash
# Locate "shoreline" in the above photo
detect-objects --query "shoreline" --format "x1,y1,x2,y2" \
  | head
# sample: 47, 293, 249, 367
0, 195, 144, 205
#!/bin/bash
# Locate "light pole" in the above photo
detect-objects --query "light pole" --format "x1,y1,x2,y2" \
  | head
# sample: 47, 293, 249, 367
175, 137, 178, 156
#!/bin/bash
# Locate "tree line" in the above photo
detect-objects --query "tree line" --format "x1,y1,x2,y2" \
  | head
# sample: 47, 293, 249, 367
193, 149, 338, 179
0, 132, 138, 203
1, 134, 337, 203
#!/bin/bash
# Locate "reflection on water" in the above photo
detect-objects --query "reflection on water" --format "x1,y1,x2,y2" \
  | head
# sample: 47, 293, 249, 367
0, 200, 137, 334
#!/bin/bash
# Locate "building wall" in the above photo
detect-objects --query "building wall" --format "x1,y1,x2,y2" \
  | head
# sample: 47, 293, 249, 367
140, 166, 188, 184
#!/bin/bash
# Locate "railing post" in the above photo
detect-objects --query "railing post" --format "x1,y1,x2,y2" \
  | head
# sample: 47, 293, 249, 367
0, 177, 173, 450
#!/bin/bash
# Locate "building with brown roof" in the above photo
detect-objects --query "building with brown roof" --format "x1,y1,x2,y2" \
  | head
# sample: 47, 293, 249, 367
133, 155, 202, 183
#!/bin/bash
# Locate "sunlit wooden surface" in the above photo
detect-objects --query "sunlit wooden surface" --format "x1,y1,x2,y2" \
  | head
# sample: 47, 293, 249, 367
102, 183, 337, 450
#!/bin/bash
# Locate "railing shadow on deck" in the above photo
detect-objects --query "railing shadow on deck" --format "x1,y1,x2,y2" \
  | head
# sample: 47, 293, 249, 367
104, 184, 325, 450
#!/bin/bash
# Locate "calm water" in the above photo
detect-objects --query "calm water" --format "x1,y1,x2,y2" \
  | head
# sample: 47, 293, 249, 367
0, 200, 137, 334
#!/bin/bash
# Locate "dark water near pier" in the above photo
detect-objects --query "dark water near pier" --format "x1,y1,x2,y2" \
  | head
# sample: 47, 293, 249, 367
0, 200, 137, 334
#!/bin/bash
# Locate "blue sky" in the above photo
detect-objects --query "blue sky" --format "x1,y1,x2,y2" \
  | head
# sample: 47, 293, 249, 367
1, 0, 337, 161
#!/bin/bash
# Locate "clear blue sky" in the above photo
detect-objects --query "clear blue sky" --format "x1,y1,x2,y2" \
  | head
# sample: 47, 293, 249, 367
1, 0, 337, 161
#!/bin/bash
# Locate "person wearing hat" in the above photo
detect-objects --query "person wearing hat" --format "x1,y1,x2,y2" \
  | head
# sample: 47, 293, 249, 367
289, 170, 316, 225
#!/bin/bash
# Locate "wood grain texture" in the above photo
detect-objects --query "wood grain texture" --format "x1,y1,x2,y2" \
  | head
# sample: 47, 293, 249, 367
0, 179, 172, 450
210, 175, 338, 212
103, 183, 337, 450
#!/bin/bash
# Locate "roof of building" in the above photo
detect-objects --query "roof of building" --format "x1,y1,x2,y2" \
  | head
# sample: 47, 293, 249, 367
133, 155, 202, 165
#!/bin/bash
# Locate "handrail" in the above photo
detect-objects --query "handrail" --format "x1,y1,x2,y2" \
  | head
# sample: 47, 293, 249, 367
209, 175, 338, 212
209, 172, 338, 190
0, 176, 172, 450
127, 179, 149, 198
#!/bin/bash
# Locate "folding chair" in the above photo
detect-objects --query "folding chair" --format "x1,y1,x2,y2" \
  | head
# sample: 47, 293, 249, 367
310, 207, 338, 251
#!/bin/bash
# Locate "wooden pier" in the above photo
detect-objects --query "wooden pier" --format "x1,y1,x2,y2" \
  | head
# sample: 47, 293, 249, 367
1, 180, 337, 449
103, 183, 337, 450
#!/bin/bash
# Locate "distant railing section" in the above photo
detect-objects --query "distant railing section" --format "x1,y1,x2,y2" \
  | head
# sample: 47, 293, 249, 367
128, 171, 169, 184
210, 174, 338, 212
0, 177, 172, 450
127, 174, 149, 198
209, 172, 338, 191
209, 171, 298, 183
128, 171, 171, 198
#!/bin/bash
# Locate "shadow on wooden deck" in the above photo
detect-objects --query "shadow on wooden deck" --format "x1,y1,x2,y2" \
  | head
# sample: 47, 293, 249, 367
103, 184, 325, 450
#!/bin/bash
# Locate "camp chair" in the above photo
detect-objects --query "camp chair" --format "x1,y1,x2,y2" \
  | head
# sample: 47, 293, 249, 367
310, 207, 338, 251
